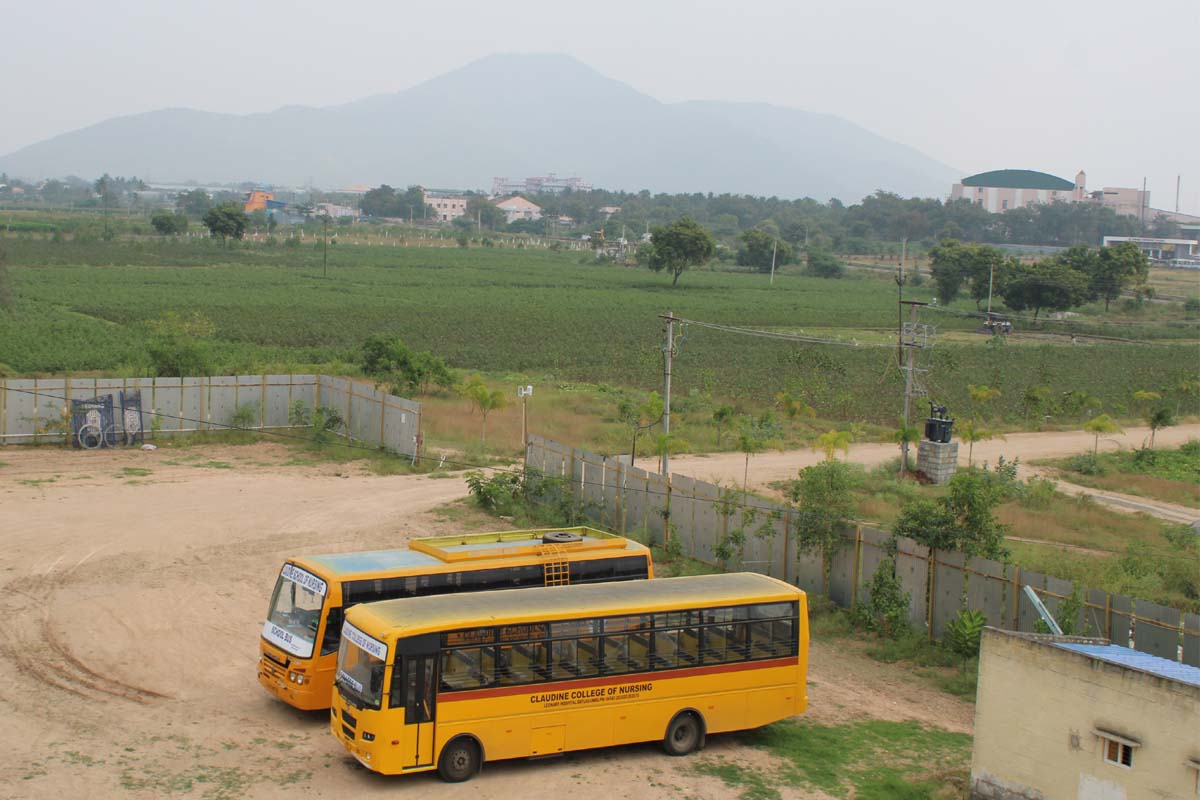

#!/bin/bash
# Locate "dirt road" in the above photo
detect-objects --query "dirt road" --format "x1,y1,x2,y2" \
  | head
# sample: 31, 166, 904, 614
0, 443, 971, 799
640, 423, 1200, 524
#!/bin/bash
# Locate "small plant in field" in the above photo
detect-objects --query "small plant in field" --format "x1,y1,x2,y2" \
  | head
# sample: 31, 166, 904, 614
288, 400, 311, 427
942, 609, 986, 669
310, 406, 344, 443
855, 553, 911, 639
230, 403, 258, 430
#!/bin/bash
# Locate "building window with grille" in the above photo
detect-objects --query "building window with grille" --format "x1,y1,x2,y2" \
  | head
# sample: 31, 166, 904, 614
1094, 729, 1139, 769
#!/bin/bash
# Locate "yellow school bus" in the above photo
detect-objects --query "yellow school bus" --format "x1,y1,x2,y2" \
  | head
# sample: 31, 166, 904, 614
259, 527, 653, 711
330, 572, 807, 781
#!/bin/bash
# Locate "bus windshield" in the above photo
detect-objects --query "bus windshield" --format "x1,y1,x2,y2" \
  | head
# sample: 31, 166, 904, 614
263, 564, 327, 659
337, 622, 388, 710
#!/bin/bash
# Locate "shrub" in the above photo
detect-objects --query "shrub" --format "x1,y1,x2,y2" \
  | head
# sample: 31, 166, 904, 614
230, 403, 258, 429
943, 609, 986, 667
855, 555, 911, 638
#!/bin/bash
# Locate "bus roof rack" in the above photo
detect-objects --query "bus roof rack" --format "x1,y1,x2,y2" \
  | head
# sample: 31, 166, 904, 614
409, 527, 629, 563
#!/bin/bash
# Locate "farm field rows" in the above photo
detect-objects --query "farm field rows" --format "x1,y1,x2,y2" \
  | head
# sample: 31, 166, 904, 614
2, 238, 1196, 425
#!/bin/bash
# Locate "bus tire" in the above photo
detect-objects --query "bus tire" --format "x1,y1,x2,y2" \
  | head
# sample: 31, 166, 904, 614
438, 737, 481, 782
663, 711, 703, 756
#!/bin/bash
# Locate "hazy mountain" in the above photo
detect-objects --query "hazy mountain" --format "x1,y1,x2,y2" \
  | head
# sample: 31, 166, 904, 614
0, 54, 959, 201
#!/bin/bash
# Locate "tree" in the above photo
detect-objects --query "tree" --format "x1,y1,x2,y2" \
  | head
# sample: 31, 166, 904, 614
893, 471, 1008, 558
736, 229, 793, 272
146, 311, 216, 377
892, 417, 920, 476
775, 391, 815, 421
361, 334, 454, 395
928, 238, 970, 304
711, 404, 735, 448
812, 429, 852, 462
968, 384, 1001, 418
736, 415, 780, 494
999, 259, 1091, 318
150, 210, 187, 236
465, 195, 506, 230
805, 247, 844, 278
1090, 241, 1149, 311
461, 375, 508, 446
1144, 407, 1175, 449
958, 417, 999, 467
202, 203, 249, 246
94, 173, 114, 239
643, 217, 716, 287
176, 188, 213, 217
617, 392, 663, 461
790, 460, 858, 564
1083, 414, 1122, 456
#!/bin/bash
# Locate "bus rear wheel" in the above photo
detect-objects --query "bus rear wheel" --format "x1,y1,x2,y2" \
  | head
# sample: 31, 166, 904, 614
663, 711, 702, 756
438, 737, 481, 782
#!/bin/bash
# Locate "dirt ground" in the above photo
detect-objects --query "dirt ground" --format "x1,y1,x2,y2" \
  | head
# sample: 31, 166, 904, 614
642, 423, 1200, 524
0, 442, 971, 799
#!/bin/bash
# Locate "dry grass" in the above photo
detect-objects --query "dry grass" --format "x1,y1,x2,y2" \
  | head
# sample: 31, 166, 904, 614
1043, 470, 1199, 508
995, 497, 1168, 554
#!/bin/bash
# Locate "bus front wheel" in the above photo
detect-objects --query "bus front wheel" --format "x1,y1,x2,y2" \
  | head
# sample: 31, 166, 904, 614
438, 737, 481, 782
663, 711, 703, 756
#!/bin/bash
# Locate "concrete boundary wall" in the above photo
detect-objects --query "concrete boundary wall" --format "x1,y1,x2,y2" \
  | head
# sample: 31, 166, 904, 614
526, 435, 1199, 667
1, 375, 420, 458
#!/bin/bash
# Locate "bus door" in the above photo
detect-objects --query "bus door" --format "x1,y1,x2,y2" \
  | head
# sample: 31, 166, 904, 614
394, 635, 439, 769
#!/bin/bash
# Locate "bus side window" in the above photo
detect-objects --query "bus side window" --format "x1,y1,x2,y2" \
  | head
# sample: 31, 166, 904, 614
320, 607, 343, 656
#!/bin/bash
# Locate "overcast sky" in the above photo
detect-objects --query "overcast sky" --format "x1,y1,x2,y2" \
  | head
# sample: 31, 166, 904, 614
4, 0, 1197, 212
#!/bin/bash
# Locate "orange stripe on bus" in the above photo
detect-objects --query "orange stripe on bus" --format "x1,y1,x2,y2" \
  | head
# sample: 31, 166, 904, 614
437, 657, 799, 702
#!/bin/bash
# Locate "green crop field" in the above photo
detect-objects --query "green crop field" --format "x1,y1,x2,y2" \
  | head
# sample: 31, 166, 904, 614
1, 237, 1196, 423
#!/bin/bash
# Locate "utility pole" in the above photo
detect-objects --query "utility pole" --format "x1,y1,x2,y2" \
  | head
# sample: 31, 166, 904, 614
1140, 177, 1147, 233
322, 215, 329, 279
986, 260, 995, 315
898, 300, 929, 473
895, 260, 906, 365
769, 238, 778, 285
1177, 175, 1181, 214
517, 385, 533, 449
659, 311, 677, 475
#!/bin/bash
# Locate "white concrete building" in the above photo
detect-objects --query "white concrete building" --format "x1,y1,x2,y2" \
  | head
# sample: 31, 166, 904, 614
494, 196, 542, 224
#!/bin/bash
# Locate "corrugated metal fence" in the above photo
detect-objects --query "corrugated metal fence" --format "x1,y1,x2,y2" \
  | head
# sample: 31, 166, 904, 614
526, 435, 1200, 667
0, 375, 421, 458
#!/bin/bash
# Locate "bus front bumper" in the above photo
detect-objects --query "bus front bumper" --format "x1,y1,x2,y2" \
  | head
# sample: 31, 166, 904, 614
258, 657, 325, 710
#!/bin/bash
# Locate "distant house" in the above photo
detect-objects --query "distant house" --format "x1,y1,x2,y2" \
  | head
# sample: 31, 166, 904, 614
422, 189, 469, 222
244, 190, 274, 213
971, 628, 1200, 800
494, 196, 542, 224
316, 203, 357, 220
598, 206, 621, 219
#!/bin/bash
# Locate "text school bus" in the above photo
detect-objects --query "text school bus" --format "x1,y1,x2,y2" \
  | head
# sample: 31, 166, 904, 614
331, 572, 807, 781
259, 528, 653, 710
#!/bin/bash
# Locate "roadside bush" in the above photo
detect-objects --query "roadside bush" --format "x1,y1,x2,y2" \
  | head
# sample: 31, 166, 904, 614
1065, 453, 1108, 476
942, 609, 986, 668
854, 554, 911, 638
230, 403, 258, 429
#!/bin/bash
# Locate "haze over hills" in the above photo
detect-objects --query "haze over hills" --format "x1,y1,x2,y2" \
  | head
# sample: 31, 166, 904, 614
0, 54, 960, 201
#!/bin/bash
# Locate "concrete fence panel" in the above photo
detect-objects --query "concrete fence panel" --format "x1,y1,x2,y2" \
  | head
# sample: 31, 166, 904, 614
856, 527, 892, 607
895, 538, 930, 629
931, 550, 967, 639
1184, 614, 1200, 668
1133, 600, 1181, 660
1110, 595, 1134, 647
827, 530, 857, 609
966, 556, 1008, 630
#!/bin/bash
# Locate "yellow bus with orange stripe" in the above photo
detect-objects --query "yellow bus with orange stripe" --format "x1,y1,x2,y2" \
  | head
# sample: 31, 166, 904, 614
259, 528, 652, 710
330, 573, 807, 781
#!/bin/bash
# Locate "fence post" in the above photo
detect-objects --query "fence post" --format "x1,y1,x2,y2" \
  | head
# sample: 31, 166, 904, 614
200, 377, 208, 432
260, 374, 267, 430
615, 460, 625, 534
1010, 566, 1021, 629
315, 375, 322, 411
783, 507, 792, 583
379, 393, 387, 448
0, 379, 6, 446
568, 449, 577, 504
927, 549, 937, 641
1105, 592, 1112, 640
346, 381, 354, 441
32, 378, 39, 443
850, 525, 863, 612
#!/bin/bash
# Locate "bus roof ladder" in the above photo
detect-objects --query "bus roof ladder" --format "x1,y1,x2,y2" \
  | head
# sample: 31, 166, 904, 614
538, 543, 571, 587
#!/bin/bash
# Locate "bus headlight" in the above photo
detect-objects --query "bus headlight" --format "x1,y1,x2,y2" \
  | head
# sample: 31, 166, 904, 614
288, 672, 307, 685
362, 732, 375, 742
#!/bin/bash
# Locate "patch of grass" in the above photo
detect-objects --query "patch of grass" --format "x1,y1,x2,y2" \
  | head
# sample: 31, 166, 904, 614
1039, 443, 1200, 508
0, 460, 10, 468
18, 477, 56, 488
730, 718, 970, 799
119, 467, 153, 477
193, 461, 234, 470
694, 760, 780, 800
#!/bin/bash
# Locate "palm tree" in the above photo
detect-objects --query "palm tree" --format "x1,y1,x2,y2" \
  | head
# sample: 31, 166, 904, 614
957, 417, 999, 467
812, 429, 853, 463
893, 417, 920, 476
1083, 414, 1123, 456
461, 375, 508, 447
775, 391, 815, 421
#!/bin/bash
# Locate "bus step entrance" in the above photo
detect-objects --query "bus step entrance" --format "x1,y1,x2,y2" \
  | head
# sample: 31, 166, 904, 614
538, 544, 571, 587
